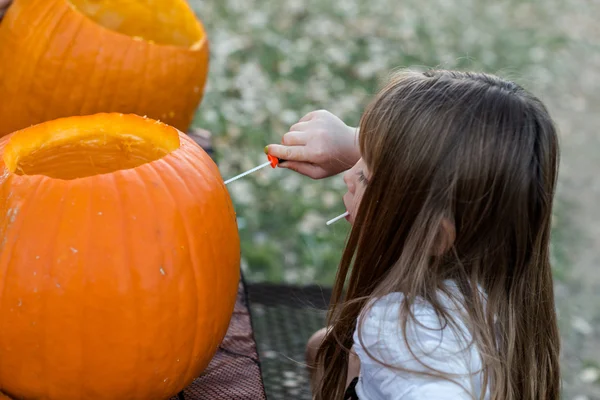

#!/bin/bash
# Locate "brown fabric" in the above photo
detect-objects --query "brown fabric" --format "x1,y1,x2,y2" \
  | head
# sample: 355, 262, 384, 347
170, 279, 267, 400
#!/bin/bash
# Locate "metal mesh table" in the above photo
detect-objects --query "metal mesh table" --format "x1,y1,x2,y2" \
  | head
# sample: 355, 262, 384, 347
247, 283, 333, 400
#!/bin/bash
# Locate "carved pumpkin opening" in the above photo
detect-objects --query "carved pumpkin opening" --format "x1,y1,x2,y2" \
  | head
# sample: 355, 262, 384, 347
67, 0, 205, 48
3, 113, 181, 180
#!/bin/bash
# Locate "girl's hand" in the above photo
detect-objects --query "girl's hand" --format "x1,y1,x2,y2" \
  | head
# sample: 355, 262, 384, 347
266, 110, 360, 179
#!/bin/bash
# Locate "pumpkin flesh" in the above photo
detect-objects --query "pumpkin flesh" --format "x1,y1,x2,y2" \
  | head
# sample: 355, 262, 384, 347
67, 0, 204, 48
0, 114, 240, 400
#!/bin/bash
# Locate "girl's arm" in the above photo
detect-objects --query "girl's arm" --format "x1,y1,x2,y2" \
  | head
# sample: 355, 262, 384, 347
266, 109, 360, 179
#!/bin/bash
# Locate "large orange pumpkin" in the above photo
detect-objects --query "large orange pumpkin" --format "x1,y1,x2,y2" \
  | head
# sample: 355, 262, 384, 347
0, 0, 209, 136
0, 113, 240, 399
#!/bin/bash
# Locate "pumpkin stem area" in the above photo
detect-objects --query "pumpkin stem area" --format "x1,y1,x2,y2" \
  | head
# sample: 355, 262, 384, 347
67, 0, 205, 48
3, 114, 180, 180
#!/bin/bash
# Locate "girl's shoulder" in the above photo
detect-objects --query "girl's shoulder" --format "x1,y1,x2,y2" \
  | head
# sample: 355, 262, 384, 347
355, 288, 475, 365
353, 285, 488, 399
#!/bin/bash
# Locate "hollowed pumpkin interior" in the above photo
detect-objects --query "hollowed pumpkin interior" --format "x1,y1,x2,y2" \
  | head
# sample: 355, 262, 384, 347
3, 114, 180, 180
67, 0, 205, 48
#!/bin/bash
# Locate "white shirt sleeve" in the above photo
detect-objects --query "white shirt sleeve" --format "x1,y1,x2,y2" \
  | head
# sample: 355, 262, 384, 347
353, 292, 485, 400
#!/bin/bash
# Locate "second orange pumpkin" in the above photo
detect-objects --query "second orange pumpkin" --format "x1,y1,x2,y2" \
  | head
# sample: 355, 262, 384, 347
0, 0, 209, 136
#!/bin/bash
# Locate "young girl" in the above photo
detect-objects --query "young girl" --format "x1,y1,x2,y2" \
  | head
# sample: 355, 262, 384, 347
266, 70, 561, 399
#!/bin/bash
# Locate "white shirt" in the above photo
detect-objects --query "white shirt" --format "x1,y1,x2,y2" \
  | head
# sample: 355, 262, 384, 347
353, 285, 489, 399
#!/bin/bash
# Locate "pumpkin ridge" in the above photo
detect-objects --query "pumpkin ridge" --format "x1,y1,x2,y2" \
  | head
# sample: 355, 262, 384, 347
165, 143, 230, 381
144, 161, 181, 395
88, 30, 113, 116
76, 28, 103, 117
156, 49, 178, 125
42, 181, 68, 398
132, 42, 150, 120
154, 157, 210, 384
2, 176, 47, 395
180, 138, 236, 221
144, 159, 199, 390
0, 176, 44, 322
10, 0, 69, 129
170, 147, 240, 360
109, 172, 140, 396
124, 165, 167, 398
119, 167, 152, 396
178, 137, 223, 194
43, 17, 85, 124
178, 50, 203, 129
78, 179, 94, 397
0, 180, 19, 385
104, 39, 132, 120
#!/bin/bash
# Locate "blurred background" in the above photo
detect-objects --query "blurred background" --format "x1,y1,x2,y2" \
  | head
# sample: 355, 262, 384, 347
186, 0, 600, 398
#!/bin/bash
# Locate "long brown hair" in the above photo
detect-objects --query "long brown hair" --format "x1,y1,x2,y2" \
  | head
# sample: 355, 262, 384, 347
314, 70, 561, 399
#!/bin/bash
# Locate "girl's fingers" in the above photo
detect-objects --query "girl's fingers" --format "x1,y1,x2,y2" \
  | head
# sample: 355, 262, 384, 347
279, 161, 327, 179
282, 130, 309, 146
289, 120, 312, 133
299, 111, 318, 123
267, 144, 310, 162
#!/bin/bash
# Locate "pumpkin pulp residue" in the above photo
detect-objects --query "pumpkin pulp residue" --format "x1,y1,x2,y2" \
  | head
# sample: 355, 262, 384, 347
67, 0, 205, 48
12, 134, 170, 180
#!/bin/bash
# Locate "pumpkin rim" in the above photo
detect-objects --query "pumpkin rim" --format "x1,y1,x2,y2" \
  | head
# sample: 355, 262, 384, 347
2, 113, 183, 181
64, 0, 209, 51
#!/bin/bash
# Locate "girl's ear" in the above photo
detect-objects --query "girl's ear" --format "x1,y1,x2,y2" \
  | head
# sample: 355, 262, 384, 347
435, 217, 456, 256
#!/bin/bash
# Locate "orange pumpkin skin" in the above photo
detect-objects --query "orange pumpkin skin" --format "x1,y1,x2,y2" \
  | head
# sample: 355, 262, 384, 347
0, 114, 240, 399
0, 0, 209, 136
